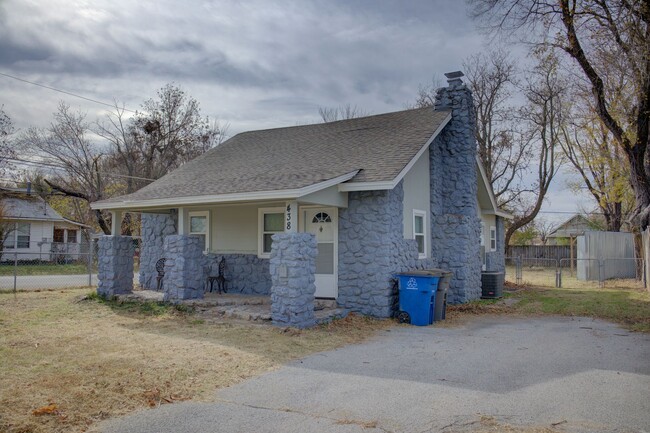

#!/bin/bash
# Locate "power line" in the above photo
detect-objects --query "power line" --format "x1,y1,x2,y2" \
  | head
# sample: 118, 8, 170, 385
0, 71, 138, 114
5, 157, 156, 182
537, 210, 602, 215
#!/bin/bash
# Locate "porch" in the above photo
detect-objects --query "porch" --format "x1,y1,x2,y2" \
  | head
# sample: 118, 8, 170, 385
119, 290, 349, 324
95, 190, 348, 328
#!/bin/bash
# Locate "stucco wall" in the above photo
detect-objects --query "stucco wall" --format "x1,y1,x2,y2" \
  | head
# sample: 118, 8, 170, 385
402, 150, 431, 249
480, 213, 496, 249
485, 216, 506, 272
210, 204, 259, 254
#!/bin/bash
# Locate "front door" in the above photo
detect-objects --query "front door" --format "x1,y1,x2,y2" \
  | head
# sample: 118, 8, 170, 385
303, 208, 338, 298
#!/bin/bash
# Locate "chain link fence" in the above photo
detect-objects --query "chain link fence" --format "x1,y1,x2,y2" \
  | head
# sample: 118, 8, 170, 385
506, 255, 646, 289
0, 239, 140, 292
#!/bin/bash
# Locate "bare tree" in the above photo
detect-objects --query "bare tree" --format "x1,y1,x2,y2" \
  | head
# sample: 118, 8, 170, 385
536, 218, 557, 245
469, 0, 650, 231
97, 85, 227, 194
503, 52, 565, 246
464, 50, 533, 208
21, 102, 113, 234
0, 106, 16, 177
404, 76, 445, 109
318, 103, 368, 122
130, 84, 226, 181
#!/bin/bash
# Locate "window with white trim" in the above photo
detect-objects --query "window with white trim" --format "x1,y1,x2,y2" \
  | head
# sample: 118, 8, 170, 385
258, 207, 284, 258
4, 222, 30, 249
189, 211, 209, 252
490, 226, 497, 251
413, 210, 427, 259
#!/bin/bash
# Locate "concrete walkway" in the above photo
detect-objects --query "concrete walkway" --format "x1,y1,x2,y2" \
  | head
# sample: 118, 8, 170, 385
97, 316, 650, 433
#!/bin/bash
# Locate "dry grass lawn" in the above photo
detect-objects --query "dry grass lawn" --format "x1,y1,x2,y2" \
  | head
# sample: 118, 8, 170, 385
2, 278, 648, 433
0, 289, 391, 433
444, 280, 650, 332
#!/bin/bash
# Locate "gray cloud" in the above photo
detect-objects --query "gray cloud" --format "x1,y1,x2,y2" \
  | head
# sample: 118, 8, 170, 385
0, 0, 484, 131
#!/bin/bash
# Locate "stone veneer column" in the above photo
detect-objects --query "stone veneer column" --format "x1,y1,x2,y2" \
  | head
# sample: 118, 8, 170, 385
162, 235, 205, 301
270, 232, 317, 328
97, 236, 134, 298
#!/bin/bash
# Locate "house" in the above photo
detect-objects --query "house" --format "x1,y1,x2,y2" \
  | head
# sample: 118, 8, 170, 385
0, 187, 89, 262
91, 72, 511, 327
546, 214, 605, 245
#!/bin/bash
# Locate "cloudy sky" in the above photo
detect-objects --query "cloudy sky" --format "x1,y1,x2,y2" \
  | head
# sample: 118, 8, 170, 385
0, 0, 593, 224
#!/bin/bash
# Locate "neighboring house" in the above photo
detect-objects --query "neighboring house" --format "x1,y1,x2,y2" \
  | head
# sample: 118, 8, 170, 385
547, 214, 605, 245
92, 72, 511, 326
0, 187, 89, 261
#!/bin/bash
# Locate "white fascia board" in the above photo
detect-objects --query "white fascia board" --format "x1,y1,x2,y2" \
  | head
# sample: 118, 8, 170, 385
5, 216, 65, 223
61, 218, 91, 228
338, 112, 452, 193
481, 209, 515, 219
91, 170, 359, 211
475, 155, 513, 219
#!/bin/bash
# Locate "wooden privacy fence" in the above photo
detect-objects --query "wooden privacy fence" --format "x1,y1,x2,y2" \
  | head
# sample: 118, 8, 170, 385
507, 245, 571, 263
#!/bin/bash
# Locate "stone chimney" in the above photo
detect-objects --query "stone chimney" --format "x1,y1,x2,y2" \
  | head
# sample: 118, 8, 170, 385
429, 70, 481, 304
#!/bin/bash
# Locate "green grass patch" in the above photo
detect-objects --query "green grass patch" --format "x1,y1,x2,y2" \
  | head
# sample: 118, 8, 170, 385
85, 291, 192, 316
0, 262, 91, 276
511, 286, 650, 332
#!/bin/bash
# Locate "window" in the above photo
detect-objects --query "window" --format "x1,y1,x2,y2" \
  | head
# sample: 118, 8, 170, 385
490, 226, 497, 251
312, 212, 331, 223
480, 221, 485, 246
258, 207, 284, 258
4, 222, 30, 249
413, 210, 427, 259
189, 211, 209, 252
67, 229, 78, 243
53, 228, 65, 243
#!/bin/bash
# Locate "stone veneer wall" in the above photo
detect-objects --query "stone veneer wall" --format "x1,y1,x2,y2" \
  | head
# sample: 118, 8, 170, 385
338, 182, 433, 317
430, 76, 482, 304
140, 213, 271, 294
203, 253, 271, 295
485, 216, 506, 272
162, 235, 205, 301
270, 232, 317, 328
139, 213, 177, 290
97, 236, 134, 298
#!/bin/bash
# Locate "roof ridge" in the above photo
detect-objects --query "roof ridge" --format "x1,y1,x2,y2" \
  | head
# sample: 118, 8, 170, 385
234, 106, 439, 136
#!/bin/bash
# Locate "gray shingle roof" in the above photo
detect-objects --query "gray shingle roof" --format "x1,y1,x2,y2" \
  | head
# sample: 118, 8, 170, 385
1, 195, 67, 222
95, 107, 450, 206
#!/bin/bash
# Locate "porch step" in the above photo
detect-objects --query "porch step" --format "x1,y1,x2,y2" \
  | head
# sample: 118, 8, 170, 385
314, 308, 349, 324
184, 293, 271, 307
314, 299, 338, 310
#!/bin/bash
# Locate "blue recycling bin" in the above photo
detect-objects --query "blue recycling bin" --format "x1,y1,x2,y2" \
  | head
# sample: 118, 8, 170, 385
395, 271, 440, 326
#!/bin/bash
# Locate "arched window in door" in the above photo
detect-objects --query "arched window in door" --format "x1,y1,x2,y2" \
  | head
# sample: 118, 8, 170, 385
312, 212, 332, 223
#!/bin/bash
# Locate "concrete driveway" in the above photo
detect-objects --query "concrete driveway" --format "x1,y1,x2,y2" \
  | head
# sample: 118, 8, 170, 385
98, 316, 650, 433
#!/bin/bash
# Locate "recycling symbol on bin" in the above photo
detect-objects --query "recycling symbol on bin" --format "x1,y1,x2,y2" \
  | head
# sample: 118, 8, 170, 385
406, 277, 418, 289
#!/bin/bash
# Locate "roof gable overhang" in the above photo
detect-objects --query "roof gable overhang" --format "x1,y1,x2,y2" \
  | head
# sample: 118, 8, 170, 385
337, 112, 452, 192
476, 155, 512, 219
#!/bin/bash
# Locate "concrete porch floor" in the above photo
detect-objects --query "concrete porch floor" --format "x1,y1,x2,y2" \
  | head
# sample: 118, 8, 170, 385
121, 290, 349, 325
